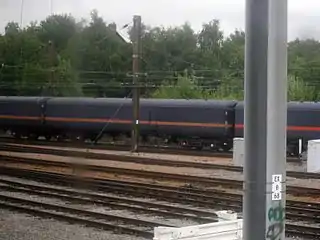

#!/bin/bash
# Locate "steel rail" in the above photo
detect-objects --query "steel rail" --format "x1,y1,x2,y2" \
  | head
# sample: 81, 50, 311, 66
0, 183, 216, 223
0, 144, 313, 179
0, 155, 318, 196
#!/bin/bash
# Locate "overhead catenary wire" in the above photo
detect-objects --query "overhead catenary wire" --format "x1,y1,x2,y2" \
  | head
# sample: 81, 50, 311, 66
20, 0, 24, 28
3, 63, 320, 74
19, 0, 25, 76
92, 90, 133, 144
50, 0, 53, 15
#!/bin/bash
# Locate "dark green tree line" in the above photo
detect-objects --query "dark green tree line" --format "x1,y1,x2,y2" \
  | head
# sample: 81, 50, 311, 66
0, 10, 319, 100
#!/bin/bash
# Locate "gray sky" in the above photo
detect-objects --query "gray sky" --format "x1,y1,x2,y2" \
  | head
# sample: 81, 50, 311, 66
1, 0, 320, 40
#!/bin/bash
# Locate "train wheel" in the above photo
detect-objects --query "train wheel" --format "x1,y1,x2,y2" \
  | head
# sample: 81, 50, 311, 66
45, 135, 52, 141
195, 145, 203, 150
221, 144, 232, 152
12, 132, 21, 139
28, 134, 39, 140
77, 135, 85, 142
141, 135, 148, 144
179, 141, 188, 148
209, 144, 219, 151
56, 135, 66, 142
70, 134, 84, 142
90, 135, 100, 144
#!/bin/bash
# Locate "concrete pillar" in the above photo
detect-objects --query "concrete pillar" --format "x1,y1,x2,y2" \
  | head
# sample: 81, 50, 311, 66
233, 138, 244, 167
307, 140, 320, 173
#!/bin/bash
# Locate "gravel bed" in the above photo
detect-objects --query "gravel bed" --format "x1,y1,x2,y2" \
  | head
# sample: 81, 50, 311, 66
0, 175, 228, 214
13, 143, 308, 170
11, 144, 225, 163
0, 151, 316, 187
2, 150, 317, 191
0, 208, 145, 240
0, 175, 312, 240
0, 189, 202, 227
0, 208, 306, 240
6, 151, 317, 189
0, 151, 245, 180
0, 172, 318, 205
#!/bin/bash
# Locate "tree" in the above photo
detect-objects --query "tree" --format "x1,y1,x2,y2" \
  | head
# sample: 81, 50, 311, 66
67, 10, 130, 72
287, 74, 317, 101
5, 22, 20, 36
222, 29, 245, 71
0, 11, 320, 100
152, 75, 204, 99
197, 20, 224, 69
38, 14, 78, 52
135, 22, 198, 72
288, 39, 320, 91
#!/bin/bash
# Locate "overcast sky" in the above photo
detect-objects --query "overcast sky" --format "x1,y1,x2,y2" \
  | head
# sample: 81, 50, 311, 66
1, 0, 320, 40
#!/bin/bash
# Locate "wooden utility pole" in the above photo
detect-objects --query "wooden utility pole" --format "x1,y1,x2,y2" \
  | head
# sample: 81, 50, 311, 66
131, 15, 142, 152
48, 40, 55, 96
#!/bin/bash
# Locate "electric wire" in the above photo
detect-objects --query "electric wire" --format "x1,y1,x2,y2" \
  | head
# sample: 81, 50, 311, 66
92, 90, 133, 144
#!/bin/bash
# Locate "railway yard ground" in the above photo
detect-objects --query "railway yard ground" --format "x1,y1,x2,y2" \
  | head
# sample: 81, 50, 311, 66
0, 140, 318, 239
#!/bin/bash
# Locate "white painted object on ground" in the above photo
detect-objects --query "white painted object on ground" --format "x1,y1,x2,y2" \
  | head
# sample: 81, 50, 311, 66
233, 138, 244, 167
153, 220, 243, 240
307, 139, 320, 173
215, 211, 238, 221
153, 211, 242, 240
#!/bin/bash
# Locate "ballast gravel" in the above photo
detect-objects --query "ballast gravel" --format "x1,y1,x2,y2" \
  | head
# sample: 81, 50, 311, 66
0, 208, 146, 240
0, 209, 307, 240
0, 174, 310, 240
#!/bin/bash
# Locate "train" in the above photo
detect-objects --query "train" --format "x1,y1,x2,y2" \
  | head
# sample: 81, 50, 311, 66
0, 96, 319, 156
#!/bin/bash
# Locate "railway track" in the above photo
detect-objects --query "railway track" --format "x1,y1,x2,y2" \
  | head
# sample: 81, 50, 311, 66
0, 194, 158, 238
0, 144, 314, 180
0, 177, 319, 223
0, 154, 319, 197
0, 167, 320, 221
0, 167, 319, 239
0, 179, 218, 224
0, 167, 243, 209
0, 136, 301, 162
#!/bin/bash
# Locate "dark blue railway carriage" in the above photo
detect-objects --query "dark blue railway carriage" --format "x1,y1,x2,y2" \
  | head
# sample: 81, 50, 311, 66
45, 97, 133, 140
43, 98, 236, 148
0, 96, 45, 138
234, 101, 320, 154
3, 96, 319, 156
146, 99, 236, 149
287, 102, 320, 153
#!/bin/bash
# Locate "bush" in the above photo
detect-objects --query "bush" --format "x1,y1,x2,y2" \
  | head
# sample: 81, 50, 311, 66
151, 74, 318, 102
287, 75, 317, 101
151, 76, 204, 99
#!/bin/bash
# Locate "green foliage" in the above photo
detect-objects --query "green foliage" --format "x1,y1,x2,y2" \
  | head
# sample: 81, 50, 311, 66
152, 75, 244, 100
18, 63, 47, 96
288, 74, 318, 101
210, 78, 244, 100
152, 76, 204, 99
38, 14, 78, 52
0, 10, 320, 100
53, 59, 82, 96
152, 74, 317, 102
